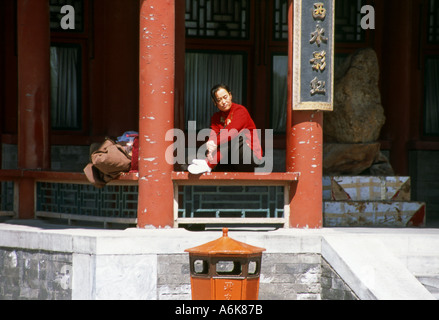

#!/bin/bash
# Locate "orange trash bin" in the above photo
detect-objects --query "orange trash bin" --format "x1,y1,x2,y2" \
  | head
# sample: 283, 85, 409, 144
185, 228, 266, 300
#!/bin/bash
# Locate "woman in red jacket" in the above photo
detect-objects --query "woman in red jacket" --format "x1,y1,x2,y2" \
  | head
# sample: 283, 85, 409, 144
188, 84, 263, 174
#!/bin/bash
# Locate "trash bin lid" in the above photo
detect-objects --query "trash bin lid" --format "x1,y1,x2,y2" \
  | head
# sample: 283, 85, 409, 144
185, 228, 266, 256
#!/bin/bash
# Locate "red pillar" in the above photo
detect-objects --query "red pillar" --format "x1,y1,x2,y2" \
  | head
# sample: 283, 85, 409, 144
138, 0, 175, 228
287, 112, 323, 228
380, 0, 414, 176
17, 0, 51, 219
286, 0, 323, 228
17, 0, 51, 170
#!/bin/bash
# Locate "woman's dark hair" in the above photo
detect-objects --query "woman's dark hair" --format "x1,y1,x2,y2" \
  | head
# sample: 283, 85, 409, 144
210, 84, 232, 102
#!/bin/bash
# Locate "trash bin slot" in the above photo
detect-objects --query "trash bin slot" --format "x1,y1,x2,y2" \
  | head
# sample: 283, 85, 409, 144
216, 260, 242, 276
248, 260, 259, 276
193, 259, 209, 275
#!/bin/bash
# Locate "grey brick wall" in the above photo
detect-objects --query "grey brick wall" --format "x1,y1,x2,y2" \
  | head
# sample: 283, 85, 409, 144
0, 248, 72, 300
259, 253, 322, 300
0, 249, 357, 300
157, 253, 358, 300
157, 254, 191, 300
321, 258, 358, 300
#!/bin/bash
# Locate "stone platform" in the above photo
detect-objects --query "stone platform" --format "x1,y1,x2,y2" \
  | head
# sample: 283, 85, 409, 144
0, 220, 437, 300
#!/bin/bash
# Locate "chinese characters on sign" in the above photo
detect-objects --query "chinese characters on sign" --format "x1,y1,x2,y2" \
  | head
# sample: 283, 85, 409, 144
293, 0, 334, 111
312, 2, 327, 20
309, 2, 328, 95
309, 25, 328, 46
310, 51, 326, 72
310, 77, 326, 95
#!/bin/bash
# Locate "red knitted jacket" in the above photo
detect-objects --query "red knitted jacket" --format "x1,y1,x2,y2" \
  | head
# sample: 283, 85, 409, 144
208, 103, 262, 167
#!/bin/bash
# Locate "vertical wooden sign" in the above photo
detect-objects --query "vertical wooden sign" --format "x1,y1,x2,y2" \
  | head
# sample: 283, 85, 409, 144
293, 0, 334, 111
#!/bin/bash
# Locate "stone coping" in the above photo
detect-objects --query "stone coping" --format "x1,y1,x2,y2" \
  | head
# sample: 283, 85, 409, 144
0, 219, 438, 256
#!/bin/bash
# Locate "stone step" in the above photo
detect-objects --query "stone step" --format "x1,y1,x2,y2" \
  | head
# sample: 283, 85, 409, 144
323, 201, 426, 227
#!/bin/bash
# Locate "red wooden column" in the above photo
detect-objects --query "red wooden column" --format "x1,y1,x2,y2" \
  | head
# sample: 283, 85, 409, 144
286, 0, 323, 228
380, 0, 414, 176
138, 0, 175, 228
17, 0, 51, 219
287, 112, 323, 229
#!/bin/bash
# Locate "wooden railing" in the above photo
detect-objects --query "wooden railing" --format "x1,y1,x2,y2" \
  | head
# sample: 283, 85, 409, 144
1, 170, 299, 228
171, 171, 299, 228
0, 170, 138, 227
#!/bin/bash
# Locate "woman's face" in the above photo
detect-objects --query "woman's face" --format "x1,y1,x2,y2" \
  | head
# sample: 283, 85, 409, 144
213, 88, 233, 112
